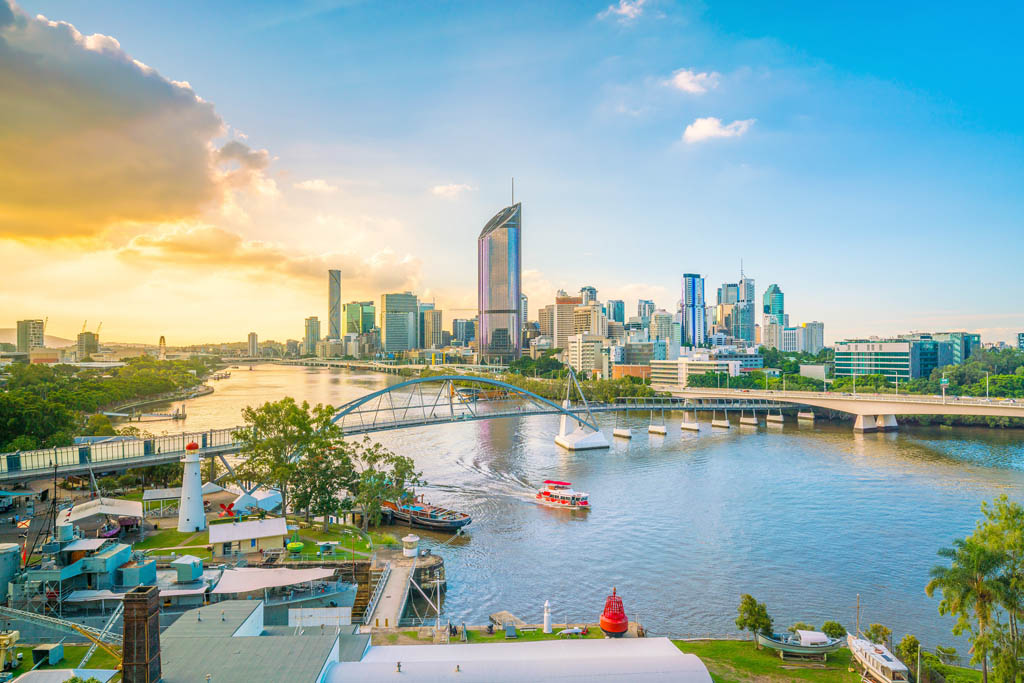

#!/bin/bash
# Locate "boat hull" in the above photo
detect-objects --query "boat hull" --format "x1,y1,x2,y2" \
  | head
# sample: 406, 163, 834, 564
384, 507, 472, 531
756, 632, 843, 655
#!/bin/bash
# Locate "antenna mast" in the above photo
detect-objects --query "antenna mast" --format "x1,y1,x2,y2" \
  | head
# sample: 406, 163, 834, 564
511, 177, 515, 205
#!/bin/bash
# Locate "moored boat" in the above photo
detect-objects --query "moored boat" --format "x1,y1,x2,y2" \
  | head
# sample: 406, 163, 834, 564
755, 630, 843, 659
382, 494, 471, 532
847, 633, 910, 683
535, 481, 590, 510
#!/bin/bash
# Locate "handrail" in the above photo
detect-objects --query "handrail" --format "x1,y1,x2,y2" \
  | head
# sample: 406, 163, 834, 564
362, 561, 391, 625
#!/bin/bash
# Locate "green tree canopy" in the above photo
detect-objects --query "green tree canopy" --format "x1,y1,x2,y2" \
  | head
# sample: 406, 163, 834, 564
735, 594, 773, 643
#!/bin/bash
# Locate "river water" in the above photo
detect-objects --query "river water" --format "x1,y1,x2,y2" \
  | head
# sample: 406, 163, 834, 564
144, 364, 1024, 646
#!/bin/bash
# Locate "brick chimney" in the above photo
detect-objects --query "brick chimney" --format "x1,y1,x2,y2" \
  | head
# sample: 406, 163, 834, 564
122, 585, 161, 682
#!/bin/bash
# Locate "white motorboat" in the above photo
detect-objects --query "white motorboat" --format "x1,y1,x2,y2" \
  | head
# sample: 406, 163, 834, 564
847, 633, 910, 683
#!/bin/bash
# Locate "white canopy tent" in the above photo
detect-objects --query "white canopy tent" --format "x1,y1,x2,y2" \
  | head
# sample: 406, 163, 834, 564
211, 567, 335, 595
60, 497, 143, 524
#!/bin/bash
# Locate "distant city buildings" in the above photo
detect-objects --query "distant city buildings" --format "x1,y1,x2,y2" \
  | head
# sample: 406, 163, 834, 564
477, 203, 522, 363
553, 291, 583, 351
423, 309, 444, 349
247, 332, 258, 357
418, 302, 435, 350
1019, 332, 1024, 351
303, 316, 320, 355
76, 331, 99, 359
327, 269, 342, 339
681, 274, 705, 347
381, 292, 418, 353
762, 284, 786, 328
16, 319, 44, 353
607, 299, 625, 324
579, 285, 598, 305
637, 299, 655, 327
452, 318, 475, 345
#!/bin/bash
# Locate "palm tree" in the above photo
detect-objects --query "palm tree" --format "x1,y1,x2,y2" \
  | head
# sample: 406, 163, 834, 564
926, 537, 1007, 683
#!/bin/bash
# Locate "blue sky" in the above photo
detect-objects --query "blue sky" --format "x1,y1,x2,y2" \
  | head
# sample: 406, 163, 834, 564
5, 0, 1023, 343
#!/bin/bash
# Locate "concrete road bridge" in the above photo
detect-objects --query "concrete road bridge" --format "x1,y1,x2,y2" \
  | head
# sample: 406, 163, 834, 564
658, 385, 1024, 432
0, 376, 778, 484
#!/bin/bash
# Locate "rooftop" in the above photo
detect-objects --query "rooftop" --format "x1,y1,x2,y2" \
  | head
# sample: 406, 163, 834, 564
208, 516, 287, 544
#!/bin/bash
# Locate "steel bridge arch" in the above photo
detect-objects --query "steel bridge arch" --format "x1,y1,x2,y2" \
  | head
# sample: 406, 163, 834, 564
330, 374, 600, 432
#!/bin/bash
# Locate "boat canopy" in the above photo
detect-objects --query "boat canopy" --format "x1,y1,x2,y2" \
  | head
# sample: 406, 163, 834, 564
795, 630, 830, 646
543, 480, 572, 486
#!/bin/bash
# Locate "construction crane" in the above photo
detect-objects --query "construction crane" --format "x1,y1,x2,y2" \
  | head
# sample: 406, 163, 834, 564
0, 606, 122, 670
95, 322, 102, 336
81, 320, 88, 334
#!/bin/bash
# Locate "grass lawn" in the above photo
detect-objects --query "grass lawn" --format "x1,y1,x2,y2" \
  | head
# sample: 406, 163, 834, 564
297, 525, 372, 554
673, 640, 982, 683
673, 639, 861, 683
133, 528, 199, 550
465, 627, 604, 643
9, 644, 120, 676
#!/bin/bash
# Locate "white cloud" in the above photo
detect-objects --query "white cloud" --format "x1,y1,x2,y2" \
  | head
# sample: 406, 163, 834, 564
682, 117, 755, 144
293, 178, 338, 194
430, 183, 475, 199
598, 0, 646, 23
664, 69, 720, 95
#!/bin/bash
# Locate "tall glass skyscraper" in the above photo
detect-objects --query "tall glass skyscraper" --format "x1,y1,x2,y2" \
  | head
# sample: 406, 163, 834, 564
682, 274, 706, 347
327, 269, 341, 339
762, 284, 785, 326
478, 203, 522, 363
607, 299, 625, 324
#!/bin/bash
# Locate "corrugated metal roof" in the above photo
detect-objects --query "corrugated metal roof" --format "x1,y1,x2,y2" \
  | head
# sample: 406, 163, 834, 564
208, 516, 287, 544
162, 634, 338, 683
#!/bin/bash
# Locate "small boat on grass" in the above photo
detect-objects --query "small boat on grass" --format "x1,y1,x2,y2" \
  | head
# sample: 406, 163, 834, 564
382, 494, 471, 532
756, 630, 843, 659
535, 481, 590, 510
848, 633, 910, 683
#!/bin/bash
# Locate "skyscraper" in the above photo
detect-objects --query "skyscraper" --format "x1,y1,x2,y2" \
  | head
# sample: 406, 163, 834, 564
681, 274, 706, 347
343, 302, 363, 334
520, 294, 529, 330
734, 268, 756, 344
16, 319, 44, 353
418, 302, 435, 349
553, 291, 583, 351
247, 332, 258, 357
607, 299, 625, 324
579, 286, 598, 305
423, 309, 444, 349
77, 331, 99, 359
477, 203, 522, 362
381, 292, 418, 352
651, 310, 673, 342
327, 269, 342, 339
762, 284, 785, 326
452, 319, 475, 344
303, 316, 320, 355
716, 284, 739, 305
637, 300, 656, 323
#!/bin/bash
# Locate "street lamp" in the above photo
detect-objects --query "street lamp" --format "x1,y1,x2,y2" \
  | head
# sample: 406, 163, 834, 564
986, 371, 990, 399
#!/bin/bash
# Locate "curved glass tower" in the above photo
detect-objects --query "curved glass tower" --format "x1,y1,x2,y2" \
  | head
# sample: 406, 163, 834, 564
478, 203, 522, 363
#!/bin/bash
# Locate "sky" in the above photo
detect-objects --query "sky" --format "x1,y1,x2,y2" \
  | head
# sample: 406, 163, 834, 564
1, 0, 1022, 345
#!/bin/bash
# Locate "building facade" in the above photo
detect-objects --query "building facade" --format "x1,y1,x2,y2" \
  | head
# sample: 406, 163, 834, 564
607, 299, 625, 324
538, 305, 555, 338
834, 338, 952, 381
802, 321, 825, 354
762, 284, 785, 327
637, 299, 656, 325
566, 334, 603, 375
422, 309, 444, 349
380, 292, 419, 353
650, 358, 741, 387
681, 274, 706, 347
651, 310, 673, 342
77, 331, 99, 359
16, 319, 44, 353
327, 269, 342, 339
247, 332, 258, 357
579, 286, 598, 305
477, 203, 522, 363
303, 317, 320, 356
553, 292, 583, 351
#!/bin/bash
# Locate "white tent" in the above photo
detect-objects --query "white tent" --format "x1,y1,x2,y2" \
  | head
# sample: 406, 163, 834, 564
61, 497, 143, 524
211, 567, 335, 594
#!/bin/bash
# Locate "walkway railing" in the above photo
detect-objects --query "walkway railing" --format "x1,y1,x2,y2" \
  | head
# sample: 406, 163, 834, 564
362, 562, 392, 625
670, 386, 1024, 409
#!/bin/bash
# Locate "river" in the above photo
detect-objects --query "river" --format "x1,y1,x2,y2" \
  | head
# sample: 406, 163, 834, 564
142, 363, 1024, 647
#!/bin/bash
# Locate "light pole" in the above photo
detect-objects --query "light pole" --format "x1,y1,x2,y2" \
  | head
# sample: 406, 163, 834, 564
986, 371, 990, 399
941, 371, 947, 404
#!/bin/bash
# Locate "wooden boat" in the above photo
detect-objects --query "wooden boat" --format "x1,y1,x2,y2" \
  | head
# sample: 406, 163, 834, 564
382, 495, 471, 532
847, 634, 910, 683
756, 630, 843, 658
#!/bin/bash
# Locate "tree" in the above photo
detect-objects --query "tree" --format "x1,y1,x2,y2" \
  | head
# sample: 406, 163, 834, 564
347, 437, 421, 532
788, 621, 816, 633
926, 537, 1007, 682
82, 414, 117, 436
735, 594, 773, 644
896, 634, 920, 668
865, 623, 892, 647
230, 397, 316, 514
289, 404, 351, 533
821, 620, 846, 638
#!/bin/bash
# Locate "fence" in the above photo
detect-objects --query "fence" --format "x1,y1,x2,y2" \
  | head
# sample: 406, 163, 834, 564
362, 562, 391, 625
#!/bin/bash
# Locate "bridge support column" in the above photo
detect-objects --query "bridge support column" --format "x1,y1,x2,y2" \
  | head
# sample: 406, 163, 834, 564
876, 414, 898, 432
853, 415, 878, 433
797, 411, 815, 422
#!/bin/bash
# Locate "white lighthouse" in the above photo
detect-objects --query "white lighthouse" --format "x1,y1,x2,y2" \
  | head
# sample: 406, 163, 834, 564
177, 441, 207, 533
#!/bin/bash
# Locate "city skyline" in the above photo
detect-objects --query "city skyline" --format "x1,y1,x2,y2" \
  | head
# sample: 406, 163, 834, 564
2, 0, 1023, 344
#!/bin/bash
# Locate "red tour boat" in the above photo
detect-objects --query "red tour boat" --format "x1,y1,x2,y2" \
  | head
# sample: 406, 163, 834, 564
535, 481, 590, 509
600, 587, 629, 637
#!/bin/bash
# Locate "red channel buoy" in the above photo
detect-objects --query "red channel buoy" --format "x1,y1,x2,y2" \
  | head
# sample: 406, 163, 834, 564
599, 587, 629, 637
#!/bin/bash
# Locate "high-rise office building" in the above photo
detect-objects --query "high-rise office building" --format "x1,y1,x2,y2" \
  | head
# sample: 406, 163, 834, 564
423, 309, 444, 349
327, 269, 342, 339
607, 300, 625, 324
343, 303, 363, 334
303, 317, 320, 355
802, 321, 825, 354
732, 269, 755, 344
1019, 332, 1024, 351
477, 203, 522, 362
681, 274, 706, 347
573, 303, 607, 337
539, 305, 555, 338
77, 331, 99, 359
637, 300, 656, 324
418, 302, 435, 349
716, 284, 739, 305
650, 310, 673, 342
247, 332, 258, 357
381, 292, 418, 353
580, 286, 598, 305
520, 294, 529, 331
930, 332, 981, 365
762, 284, 785, 326
16, 319, 44, 353
553, 291, 583, 351
452, 319, 475, 344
